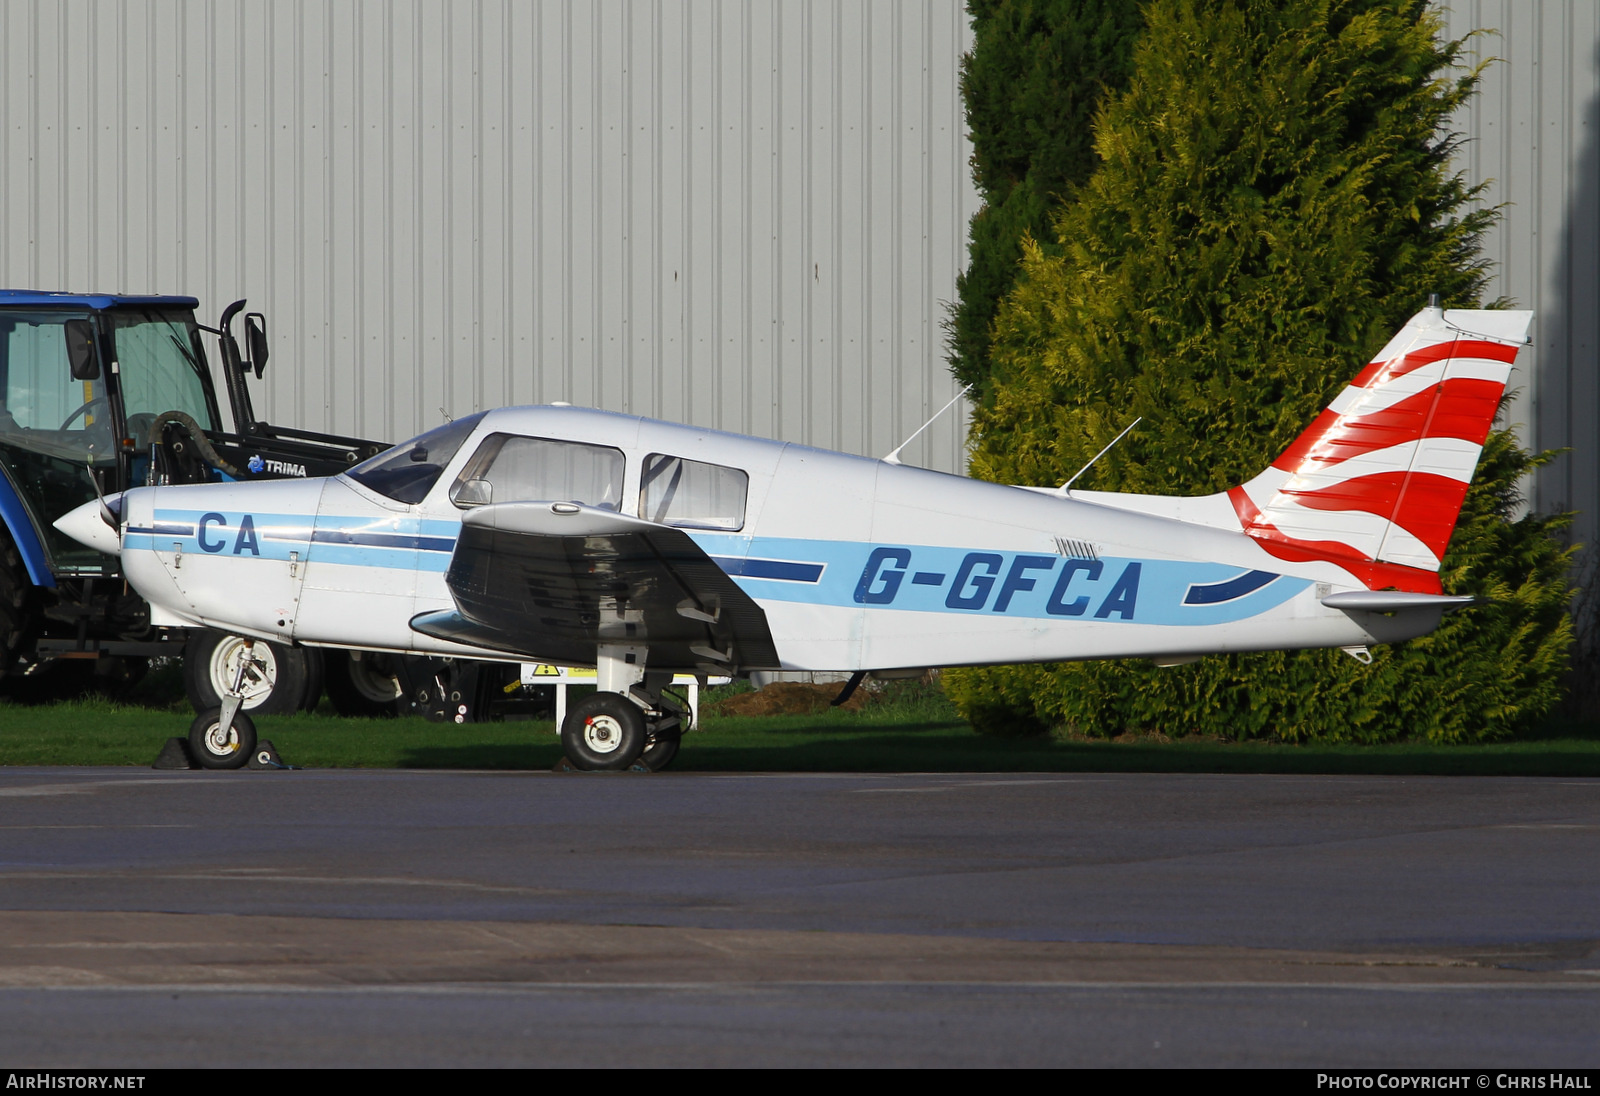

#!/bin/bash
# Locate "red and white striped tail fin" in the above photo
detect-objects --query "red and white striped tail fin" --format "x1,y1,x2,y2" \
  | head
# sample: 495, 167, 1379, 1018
1228, 307, 1531, 592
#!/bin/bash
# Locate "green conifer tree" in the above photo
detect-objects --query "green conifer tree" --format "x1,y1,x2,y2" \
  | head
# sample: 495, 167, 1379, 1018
948, 0, 1142, 393
944, 0, 1574, 743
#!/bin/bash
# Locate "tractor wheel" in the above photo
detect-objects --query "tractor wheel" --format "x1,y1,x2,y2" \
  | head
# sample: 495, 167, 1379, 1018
0, 524, 38, 678
183, 631, 310, 716
324, 650, 403, 717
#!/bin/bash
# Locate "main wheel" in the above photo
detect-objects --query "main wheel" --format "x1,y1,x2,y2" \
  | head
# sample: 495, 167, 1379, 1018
183, 631, 310, 716
639, 722, 682, 772
187, 708, 258, 770
561, 692, 647, 771
324, 650, 402, 717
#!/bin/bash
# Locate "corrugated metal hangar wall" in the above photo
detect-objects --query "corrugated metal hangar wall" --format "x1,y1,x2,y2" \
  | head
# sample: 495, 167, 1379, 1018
0, 0, 978, 472
1442, 1, 1600, 524
1, 1, 1595, 554
1438, 0, 1600, 672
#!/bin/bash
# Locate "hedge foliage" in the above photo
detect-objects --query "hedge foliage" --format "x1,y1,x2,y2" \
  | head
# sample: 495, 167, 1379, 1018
945, 0, 1575, 743
948, 0, 1141, 393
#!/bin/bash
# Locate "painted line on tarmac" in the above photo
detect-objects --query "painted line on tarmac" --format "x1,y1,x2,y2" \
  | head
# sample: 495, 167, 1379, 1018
8, 980, 1600, 996
0, 870, 567, 895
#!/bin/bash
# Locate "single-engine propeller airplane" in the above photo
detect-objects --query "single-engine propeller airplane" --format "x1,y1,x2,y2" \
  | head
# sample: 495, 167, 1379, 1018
57, 304, 1531, 771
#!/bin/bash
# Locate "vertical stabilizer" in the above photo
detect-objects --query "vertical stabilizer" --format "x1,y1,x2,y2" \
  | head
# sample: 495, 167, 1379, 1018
1229, 307, 1531, 591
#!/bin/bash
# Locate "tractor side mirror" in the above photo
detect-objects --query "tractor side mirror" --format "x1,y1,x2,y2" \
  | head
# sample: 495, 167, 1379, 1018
244, 313, 269, 378
65, 320, 99, 380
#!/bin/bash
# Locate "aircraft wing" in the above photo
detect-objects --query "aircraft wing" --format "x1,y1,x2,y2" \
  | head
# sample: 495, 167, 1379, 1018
410, 501, 780, 673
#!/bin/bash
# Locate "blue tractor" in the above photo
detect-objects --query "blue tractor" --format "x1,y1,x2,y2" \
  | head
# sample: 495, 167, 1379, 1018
0, 290, 401, 714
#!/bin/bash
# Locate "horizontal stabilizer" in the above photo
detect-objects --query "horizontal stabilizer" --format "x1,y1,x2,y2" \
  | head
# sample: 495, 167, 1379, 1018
1320, 591, 1475, 613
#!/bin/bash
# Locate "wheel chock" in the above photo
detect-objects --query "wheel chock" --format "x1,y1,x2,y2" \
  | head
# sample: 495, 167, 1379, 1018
551, 755, 653, 774
247, 740, 297, 770
153, 735, 296, 771
153, 737, 198, 770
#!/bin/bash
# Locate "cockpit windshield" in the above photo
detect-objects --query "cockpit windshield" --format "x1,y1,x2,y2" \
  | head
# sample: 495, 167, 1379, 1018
346, 412, 489, 504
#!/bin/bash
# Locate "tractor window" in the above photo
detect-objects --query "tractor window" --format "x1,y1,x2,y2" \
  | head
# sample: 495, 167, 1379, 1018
639, 454, 748, 530
347, 412, 488, 504
449, 434, 625, 511
109, 311, 216, 433
0, 311, 112, 461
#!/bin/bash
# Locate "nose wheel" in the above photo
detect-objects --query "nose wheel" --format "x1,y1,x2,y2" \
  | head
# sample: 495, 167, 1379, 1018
187, 707, 258, 769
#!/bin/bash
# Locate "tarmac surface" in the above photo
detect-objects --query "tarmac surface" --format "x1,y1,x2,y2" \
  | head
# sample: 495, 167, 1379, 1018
0, 766, 1596, 1067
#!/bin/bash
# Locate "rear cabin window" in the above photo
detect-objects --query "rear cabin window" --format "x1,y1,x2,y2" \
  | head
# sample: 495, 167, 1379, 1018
449, 434, 625, 510
639, 454, 747, 531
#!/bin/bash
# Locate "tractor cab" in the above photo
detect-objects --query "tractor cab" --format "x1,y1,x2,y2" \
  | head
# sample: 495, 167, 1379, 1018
0, 290, 389, 690
0, 291, 387, 582
0, 294, 220, 576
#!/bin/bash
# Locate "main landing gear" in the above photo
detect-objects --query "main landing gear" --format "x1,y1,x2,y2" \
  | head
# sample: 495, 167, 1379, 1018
558, 647, 687, 772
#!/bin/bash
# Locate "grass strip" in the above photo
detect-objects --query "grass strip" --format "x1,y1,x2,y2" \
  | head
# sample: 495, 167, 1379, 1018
0, 695, 1598, 775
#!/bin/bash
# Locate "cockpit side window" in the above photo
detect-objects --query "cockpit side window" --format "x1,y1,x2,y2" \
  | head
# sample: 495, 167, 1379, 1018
346, 411, 488, 504
639, 453, 748, 531
449, 434, 625, 510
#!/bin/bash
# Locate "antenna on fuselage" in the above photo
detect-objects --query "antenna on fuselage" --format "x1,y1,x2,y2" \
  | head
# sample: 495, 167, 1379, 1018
1057, 417, 1141, 496
883, 384, 973, 466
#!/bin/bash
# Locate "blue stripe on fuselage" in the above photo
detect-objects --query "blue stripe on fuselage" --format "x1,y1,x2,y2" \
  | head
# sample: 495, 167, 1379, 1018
125, 510, 459, 573
688, 533, 1308, 626
710, 556, 825, 583
1183, 569, 1279, 605
122, 510, 1305, 626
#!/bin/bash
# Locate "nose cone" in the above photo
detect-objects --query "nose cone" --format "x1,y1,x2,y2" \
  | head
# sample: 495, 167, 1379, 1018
54, 495, 122, 557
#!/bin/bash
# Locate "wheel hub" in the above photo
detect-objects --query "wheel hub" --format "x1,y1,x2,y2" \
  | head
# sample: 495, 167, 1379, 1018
204, 723, 240, 756
583, 714, 624, 754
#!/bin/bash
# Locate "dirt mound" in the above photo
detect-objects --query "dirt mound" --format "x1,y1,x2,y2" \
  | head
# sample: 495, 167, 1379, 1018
712, 681, 866, 717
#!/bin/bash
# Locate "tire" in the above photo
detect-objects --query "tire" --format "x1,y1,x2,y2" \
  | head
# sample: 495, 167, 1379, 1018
93, 655, 148, 699
300, 647, 326, 712
187, 708, 258, 770
324, 650, 403, 717
183, 630, 309, 716
639, 722, 682, 772
0, 523, 38, 678
3, 659, 96, 703
561, 692, 647, 771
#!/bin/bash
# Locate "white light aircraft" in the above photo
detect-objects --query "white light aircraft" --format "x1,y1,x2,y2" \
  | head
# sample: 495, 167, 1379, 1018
57, 305, 1531, 770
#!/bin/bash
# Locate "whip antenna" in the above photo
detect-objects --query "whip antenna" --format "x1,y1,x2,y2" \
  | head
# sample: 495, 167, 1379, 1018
1058, 417, 1141, 495
883, 385, 973, 466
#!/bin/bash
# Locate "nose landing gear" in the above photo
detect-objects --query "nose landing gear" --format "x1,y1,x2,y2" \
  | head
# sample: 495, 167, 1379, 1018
186, 638, 268, 769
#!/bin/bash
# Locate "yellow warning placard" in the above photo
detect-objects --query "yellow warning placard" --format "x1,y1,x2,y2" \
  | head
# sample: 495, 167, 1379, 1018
518, 663, 728, 686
